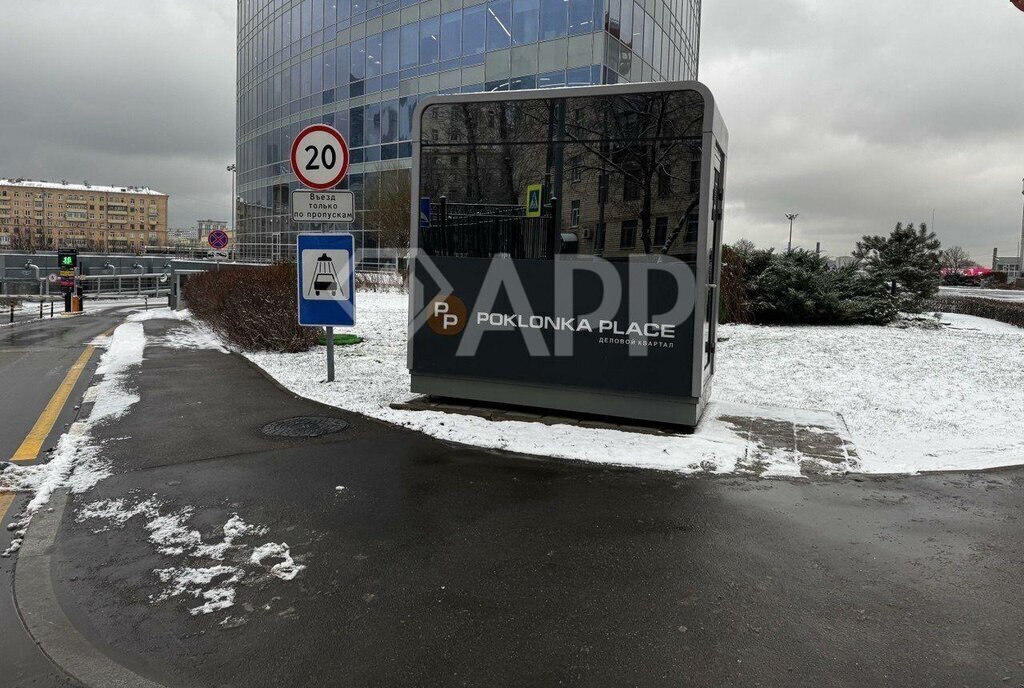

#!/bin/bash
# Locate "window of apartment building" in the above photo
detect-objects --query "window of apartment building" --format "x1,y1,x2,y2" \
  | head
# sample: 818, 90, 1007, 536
620, 219, 637, 248
570, 199, 580, 228
623, 167, 640, 201
657, 165, 672, 197
654, 216, 668, 246
570, 155, 582, 183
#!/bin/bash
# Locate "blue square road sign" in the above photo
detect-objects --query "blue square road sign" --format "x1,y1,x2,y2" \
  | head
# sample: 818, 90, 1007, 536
297, 233, 356, 327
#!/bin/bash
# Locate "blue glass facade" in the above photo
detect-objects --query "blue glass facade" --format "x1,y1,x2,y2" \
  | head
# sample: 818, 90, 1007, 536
236, 0, 701, 261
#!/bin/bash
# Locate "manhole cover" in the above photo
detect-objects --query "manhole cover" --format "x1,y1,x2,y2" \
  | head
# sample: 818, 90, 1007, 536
261, 416, 349, 438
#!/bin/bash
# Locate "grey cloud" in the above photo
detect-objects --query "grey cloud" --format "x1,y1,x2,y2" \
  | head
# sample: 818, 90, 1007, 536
0, 1, 236, 228
703, 0, 1024, 260
1, 0, 1021, 259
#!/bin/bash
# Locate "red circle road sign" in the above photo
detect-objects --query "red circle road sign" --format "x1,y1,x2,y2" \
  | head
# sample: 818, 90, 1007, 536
1013, 0, 1024, 12
208, 229, 230, 249
290, 124, 350, 190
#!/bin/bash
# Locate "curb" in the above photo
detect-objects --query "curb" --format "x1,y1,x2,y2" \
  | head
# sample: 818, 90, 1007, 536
14, 487, 169, 688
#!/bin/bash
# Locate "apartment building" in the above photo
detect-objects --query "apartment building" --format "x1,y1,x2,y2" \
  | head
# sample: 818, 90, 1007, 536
0, 178, 169, 253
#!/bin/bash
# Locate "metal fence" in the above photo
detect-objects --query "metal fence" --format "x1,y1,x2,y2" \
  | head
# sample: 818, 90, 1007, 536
79, 273, 170, 298
419, 199, 554, 259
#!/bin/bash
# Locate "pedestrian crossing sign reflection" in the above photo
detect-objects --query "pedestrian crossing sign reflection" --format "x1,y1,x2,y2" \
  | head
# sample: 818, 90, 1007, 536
525, 184, 542, 218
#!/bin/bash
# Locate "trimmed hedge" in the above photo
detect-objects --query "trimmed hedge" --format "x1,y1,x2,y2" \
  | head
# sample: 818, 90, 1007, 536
184, 263, 320, 352
923, 294, 1024, 330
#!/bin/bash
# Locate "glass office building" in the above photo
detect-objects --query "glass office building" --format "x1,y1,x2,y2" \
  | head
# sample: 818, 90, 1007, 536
235, 0, 701, 262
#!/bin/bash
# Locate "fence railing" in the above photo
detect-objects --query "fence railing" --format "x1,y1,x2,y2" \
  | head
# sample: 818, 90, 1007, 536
79, 273, 170, 298
419, 198, 555, 259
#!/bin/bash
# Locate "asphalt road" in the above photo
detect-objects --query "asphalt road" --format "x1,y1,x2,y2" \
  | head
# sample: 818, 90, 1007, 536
0, 308, 140, 688
24, 318, 1023, 688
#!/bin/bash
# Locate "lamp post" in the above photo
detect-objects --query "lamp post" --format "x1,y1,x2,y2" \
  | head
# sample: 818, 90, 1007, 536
1017, 178, 1024, 285
226, 163, 237, 250
785, 213, 799, 253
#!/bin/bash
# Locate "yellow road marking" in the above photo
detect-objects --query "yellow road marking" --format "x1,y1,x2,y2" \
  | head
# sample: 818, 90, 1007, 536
11, 345, 96, 463
0, 492, 13, 526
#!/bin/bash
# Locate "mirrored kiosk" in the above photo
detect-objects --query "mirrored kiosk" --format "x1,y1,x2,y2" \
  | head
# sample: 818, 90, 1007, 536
407, 81, 728, 427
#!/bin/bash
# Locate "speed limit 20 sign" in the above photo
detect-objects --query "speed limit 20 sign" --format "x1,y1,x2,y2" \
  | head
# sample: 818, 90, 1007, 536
290, 124, 350, 190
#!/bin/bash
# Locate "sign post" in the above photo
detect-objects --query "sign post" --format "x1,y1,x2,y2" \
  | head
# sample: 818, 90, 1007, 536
292, 122, 353, 383
208, 229, 230, 269
57, 248, 77, 312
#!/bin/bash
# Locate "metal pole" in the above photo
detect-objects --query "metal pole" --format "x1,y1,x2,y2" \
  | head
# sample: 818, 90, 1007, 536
50, 301, 53, 318
9, 304, 13, 324
1018, 178, 1024, 285
39, 301, 43, 319
786, 213, 799, 252
325, 326, 335, 382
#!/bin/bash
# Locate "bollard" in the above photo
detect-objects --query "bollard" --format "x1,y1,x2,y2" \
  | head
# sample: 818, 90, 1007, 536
8, 303, 13, 324
50, 301, 54, 318
145, 295, 149, 311
39, 301, 43, 319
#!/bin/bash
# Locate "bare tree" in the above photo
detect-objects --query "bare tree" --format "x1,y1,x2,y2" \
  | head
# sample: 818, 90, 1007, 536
940, 245, 975, 271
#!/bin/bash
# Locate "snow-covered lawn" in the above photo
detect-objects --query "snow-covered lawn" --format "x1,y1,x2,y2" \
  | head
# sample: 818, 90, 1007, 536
247, 292, 1024, 476
716, 315, 1024, 473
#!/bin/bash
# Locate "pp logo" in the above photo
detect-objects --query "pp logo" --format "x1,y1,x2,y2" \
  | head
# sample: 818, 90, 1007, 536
427, 295, 467, 335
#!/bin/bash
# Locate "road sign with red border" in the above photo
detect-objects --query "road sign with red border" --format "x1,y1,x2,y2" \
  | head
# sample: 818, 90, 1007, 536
290, 124, 350, 190
208, 229, 230, 250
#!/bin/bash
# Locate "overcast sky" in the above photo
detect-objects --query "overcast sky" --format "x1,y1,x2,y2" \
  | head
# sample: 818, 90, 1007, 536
1, 0, 1021, 260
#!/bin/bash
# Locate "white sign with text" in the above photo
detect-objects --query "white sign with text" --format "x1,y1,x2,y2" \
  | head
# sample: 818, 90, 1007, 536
292, 190, 355, 223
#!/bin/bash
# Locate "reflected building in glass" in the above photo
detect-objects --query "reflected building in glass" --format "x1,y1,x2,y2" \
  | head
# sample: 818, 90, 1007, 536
235, 0, 702, 262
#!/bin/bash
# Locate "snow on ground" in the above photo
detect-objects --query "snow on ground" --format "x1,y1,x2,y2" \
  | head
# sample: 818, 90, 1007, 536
126, 306, 192, 323
938, 312, 1023, 334
715, 319, 1024, 473
247, 292, 1024, 476
1, 306, 307, 620
128, 308, 228, 351
77, 495, 304, 616
1, 322, 144, 555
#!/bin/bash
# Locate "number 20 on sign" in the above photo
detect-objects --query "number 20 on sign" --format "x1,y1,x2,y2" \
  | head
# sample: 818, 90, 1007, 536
290, 124, 350, 190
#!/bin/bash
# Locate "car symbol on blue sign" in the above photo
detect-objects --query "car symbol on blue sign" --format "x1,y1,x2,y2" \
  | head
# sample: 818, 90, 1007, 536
297, 233, 355, 327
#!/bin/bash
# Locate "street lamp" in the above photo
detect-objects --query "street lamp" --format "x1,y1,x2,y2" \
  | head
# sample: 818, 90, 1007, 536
226, 163, 237, 250
1017, 178, 1024, 285
785, 213, 799, 253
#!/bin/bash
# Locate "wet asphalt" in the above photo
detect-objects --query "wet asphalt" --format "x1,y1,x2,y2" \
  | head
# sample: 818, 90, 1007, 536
4, 317, 1024, 687
34, 319, 1024, 688
1, 308, 140, 688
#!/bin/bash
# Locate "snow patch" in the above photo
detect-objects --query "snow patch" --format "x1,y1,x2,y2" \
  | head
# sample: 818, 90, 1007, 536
151, 325, 229, 353
127, 307, 192, 322
77, 496, 302, 617
155, 565, 244, 616
250, 542, 305, 581
1, 322, 144, 555
937, 312, 1023, 335
247, 291, 1024, 476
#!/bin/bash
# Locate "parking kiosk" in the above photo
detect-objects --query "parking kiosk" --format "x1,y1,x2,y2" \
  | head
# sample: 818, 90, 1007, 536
407, 82, 728, 427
